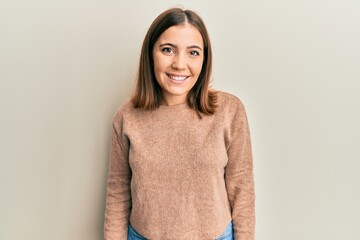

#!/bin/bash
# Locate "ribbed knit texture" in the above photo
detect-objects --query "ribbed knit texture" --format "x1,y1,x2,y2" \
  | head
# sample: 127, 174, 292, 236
104, 91, 255, 240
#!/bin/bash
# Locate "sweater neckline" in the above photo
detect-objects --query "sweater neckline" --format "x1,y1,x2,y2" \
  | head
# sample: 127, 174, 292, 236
159, 101, 188, 109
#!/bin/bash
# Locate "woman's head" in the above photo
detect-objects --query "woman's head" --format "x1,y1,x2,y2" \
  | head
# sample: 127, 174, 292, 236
131, 8, 217, 116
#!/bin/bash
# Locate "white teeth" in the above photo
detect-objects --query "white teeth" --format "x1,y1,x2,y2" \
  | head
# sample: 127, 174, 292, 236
168, 74, 187, 81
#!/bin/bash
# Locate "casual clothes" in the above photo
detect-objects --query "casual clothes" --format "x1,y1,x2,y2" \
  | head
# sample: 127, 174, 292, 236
128, 221, 234, 240
104, 91, 255, 239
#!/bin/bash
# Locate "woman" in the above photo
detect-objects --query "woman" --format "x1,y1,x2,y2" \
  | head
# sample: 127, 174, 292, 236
104, 7, 255, 240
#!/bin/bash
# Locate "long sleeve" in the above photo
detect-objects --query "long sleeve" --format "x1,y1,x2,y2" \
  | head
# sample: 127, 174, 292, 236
104, 119, 132, 240
225, 102, 255, 240
103, 92, 253, 239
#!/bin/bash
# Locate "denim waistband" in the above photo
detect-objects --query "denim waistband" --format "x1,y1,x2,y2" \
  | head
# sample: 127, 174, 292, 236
128, 221, 234, 240
215, 221, 234, 240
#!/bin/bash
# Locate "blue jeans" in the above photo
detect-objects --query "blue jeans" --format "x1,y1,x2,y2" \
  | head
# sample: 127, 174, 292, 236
127, 221, 234, 240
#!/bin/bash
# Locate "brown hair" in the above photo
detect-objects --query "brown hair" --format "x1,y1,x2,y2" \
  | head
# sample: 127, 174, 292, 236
131, 8, 217, 117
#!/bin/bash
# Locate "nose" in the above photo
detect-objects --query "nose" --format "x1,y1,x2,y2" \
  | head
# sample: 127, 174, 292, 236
171, 53, 186, 70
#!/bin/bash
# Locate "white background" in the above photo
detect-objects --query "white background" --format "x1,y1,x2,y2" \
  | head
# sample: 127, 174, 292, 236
1, 0, 359, 239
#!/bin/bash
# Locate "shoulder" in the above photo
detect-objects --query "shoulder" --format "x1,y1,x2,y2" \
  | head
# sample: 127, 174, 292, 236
212, 91, 249, 129
215, 91, 251, 135
112, 100, 135, 125
216, 91, 246, 113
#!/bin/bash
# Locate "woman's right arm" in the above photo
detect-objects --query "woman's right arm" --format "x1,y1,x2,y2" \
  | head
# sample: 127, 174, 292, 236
104, 119, 131, 240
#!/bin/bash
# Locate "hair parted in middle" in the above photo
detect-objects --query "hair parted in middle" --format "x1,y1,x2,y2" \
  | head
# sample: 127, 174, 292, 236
131, 7, 218, 117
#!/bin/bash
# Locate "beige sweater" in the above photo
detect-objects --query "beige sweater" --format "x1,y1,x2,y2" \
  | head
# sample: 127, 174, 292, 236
104, 91, 255, 240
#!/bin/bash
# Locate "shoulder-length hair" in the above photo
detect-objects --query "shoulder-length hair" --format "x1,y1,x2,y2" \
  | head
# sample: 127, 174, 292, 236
131, 7, 217, 117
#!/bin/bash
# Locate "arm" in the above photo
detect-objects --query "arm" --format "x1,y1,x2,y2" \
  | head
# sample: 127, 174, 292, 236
225, 103, 255, 240
104, 120, 131, 240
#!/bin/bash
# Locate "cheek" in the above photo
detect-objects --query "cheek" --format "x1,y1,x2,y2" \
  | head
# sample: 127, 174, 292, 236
192, 60, 204, 75
153, 57, 163, 78
153, 55, 170, 74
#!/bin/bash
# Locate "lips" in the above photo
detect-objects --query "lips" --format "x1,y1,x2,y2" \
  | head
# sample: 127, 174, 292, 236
166, 73, 189, 81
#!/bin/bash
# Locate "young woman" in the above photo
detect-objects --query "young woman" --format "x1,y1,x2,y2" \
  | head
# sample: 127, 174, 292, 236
104, 7, 255, 240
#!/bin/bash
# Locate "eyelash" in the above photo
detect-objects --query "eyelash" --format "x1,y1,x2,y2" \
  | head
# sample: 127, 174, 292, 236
161, 47, 200, 56
190, 51, 200, 56
161, 47, 173, 53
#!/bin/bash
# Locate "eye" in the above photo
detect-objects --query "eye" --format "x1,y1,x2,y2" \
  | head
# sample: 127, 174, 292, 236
190, 50, 200, 56
161, 47, 174, 54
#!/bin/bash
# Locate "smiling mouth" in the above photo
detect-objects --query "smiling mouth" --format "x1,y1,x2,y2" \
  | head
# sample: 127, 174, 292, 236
166, 73, 189, 81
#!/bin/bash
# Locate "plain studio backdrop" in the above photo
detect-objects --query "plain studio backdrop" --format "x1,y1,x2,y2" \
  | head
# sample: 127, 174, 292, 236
0, 0, 359, 239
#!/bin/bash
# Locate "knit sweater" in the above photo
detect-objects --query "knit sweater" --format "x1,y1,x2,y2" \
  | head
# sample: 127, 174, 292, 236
104, 91, 255, 240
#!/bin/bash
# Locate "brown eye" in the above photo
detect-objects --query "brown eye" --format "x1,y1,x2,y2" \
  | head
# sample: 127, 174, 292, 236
190, 50, 200, 56
161, 47, 173, 53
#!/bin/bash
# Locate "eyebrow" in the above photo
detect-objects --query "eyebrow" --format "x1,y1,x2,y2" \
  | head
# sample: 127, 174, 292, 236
159, 43, 203, 51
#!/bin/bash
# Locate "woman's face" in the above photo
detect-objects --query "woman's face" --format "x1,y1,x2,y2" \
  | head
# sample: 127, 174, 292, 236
153, 23, 204, 106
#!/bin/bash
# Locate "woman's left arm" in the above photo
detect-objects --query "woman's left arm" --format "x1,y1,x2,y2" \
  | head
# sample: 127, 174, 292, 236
225, 101, 255, 240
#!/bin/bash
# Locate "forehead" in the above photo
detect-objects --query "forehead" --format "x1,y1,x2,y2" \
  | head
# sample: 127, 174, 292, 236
156, 23, 204, 47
